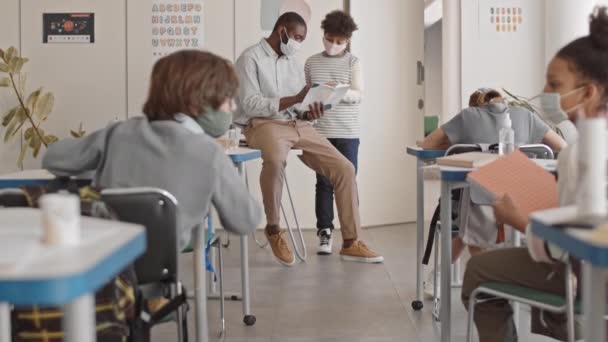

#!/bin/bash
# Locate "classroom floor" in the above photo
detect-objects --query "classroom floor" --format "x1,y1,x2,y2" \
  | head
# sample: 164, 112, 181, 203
152, 225, 558, 342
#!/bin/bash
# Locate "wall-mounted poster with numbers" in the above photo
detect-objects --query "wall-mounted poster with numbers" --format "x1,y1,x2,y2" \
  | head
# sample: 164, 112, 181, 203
151, 1, 204, 60
479, 0, 528, 39
43, 13, 95, 44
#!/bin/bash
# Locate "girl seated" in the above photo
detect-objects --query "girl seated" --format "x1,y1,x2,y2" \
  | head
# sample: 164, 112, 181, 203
462, 7, 608, 341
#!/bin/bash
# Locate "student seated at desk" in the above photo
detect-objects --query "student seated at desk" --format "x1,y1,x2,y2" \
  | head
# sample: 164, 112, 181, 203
462, 8, 608, 341
418, 88, 566, 296
42, 50, 262, 251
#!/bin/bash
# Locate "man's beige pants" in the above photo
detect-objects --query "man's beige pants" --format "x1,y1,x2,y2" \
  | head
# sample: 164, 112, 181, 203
244, 119, 360, 241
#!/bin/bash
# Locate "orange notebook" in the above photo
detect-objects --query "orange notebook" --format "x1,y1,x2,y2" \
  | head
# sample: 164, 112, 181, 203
437, 152, 499, 168
467, 151, 558, 218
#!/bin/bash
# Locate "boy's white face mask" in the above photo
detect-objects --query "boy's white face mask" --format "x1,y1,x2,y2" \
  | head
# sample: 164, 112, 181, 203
323, 37, 348, 56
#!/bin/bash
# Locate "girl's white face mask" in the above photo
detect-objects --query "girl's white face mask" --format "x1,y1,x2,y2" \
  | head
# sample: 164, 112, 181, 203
534, 86, 586, 124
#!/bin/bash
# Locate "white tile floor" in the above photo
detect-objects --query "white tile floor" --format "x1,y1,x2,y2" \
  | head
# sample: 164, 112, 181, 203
151, 225, 559, 342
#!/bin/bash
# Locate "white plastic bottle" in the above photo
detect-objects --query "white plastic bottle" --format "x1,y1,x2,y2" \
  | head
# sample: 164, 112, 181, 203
498, 113, 515, 155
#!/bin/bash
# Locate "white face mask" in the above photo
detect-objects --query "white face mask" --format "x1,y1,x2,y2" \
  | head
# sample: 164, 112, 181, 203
535, 86, 585, 125
323, 37, 348, 56
279, 28, 301, 57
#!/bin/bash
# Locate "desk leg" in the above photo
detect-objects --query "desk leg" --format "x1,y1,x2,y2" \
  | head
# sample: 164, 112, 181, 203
63, 294, 95, 342
584, 262, 606, 342
237, 162, 255, 326
440, 180, 452, 342
0, 303, 10, 342
193, 224, 209, 342
413, 158, 425, 311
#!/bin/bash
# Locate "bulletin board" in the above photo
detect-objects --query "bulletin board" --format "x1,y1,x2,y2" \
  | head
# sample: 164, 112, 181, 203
151, 1, 204, 60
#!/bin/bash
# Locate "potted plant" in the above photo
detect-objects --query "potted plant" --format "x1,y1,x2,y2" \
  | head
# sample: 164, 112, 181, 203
0, 46, 85, 168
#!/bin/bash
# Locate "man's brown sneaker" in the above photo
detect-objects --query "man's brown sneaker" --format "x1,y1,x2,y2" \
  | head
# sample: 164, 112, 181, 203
340, 240, 384, 263
265, 229, 296, 266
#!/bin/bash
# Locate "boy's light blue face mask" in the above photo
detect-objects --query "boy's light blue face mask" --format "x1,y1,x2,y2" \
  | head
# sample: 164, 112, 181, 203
195, 109, 233, 138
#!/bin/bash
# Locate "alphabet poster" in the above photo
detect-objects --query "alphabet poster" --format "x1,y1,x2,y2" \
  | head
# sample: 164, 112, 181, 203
151, 1, 204, 59
479, 0, 528, 39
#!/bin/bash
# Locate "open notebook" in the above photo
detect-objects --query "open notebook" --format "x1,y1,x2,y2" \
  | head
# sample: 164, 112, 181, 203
437, 152, 499, 168
467, 151, 558, 218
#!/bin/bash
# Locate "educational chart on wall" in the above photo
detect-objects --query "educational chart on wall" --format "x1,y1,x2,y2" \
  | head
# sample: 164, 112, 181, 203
479, 0, 528, 39
151, 1, 204, 60
43, 13, 95, 44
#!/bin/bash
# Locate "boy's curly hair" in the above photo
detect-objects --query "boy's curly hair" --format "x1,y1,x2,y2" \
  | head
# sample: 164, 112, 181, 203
321, 10, 358, 38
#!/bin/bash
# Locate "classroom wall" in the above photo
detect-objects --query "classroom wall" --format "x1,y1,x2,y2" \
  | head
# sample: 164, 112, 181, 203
0, 0, 425, 228
459, 0, 545, 117
350, 0, 424, 226
424, 21, 443, 119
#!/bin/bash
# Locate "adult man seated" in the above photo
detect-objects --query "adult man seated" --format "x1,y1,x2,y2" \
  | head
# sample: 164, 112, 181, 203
234, 12, 383, 266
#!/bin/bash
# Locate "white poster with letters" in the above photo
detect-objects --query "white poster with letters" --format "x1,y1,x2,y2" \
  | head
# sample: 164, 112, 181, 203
479, 0, 528, 40
151, 1, 204, 60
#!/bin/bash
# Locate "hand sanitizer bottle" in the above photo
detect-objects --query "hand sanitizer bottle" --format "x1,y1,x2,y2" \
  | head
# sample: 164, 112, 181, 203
499, 113, 515, 155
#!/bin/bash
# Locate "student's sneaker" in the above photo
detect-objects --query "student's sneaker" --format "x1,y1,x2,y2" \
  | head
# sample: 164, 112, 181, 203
265, 229, 295, 266
339, 240, 384, 263
317, 228, 333, 255
423, 268, 440, 299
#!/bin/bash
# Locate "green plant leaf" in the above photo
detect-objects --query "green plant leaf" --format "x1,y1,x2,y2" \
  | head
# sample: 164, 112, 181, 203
34, 92, 54, 120
5, 47, 17, 63
3, 107, 26, 142
17, 145, 27, 169
4, 118, 19, 142
2, 108, 17, 127
31, 134, 43, 157
0, 77, 10, 87
9, 107, 28, 139
24, 127, 34, 141
0, 63, 8, 73
12, 57, 27, 74
28, 131, 42, 148
44, 134, 58, 145
25, 88, 42, 112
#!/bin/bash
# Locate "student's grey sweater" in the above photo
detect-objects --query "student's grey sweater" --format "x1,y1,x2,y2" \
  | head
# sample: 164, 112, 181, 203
42, 117, 262, 249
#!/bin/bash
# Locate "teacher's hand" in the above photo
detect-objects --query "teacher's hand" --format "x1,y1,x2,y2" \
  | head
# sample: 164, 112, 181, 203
297, 85, 311, 103
306, 102, 325, 120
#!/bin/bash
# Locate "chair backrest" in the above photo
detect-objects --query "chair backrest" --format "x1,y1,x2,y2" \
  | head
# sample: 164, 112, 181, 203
0, 189, 28, 208
518, 144, 555, 160
101, 187, 180, 285
445, 144, 483, 156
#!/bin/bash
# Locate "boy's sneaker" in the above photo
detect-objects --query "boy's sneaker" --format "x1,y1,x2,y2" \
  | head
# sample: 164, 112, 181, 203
339, 240, 384, 263
317, 228, 333, 255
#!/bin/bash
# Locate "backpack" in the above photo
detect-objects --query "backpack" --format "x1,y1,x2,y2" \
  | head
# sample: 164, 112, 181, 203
9, 181, 139, 342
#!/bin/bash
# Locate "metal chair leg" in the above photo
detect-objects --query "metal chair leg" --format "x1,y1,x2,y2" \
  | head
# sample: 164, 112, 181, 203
467, 289, 480, 342
282, 171, 307, 262
217, 236, 226, 339
175, 282, 185, 342
433, 224, 440, 321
